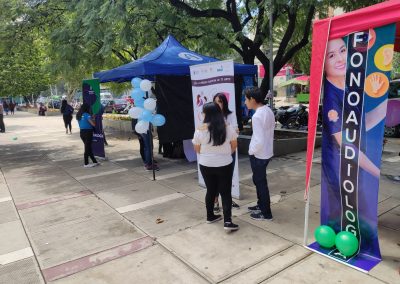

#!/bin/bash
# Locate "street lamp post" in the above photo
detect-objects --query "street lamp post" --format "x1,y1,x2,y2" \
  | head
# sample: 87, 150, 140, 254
269, 0, 274, 108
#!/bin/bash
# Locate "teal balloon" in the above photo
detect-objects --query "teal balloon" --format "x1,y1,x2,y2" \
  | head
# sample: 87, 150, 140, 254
152, 114, 166, 126
135, 98, 144, 108
139, 110, 153, 122
131, 89, 145, 101
335, 231, 359, 257
131, 77, 142, 88
314, 225, 336, 248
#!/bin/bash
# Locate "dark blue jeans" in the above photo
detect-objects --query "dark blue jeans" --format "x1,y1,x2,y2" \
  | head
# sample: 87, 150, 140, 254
140, 131, 152, 165
249, 155, 272, 217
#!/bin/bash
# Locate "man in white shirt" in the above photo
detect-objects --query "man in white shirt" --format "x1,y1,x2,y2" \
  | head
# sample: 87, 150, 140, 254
245, 87, 275, 220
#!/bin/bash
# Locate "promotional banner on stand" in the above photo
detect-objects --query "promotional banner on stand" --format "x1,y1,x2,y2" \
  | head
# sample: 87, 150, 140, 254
190, 60, 240, 199
82, 79, 105, 158
306, 16, 398, 272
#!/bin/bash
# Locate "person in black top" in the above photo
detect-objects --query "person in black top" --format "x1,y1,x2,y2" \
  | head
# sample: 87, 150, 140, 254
61, 99, 74, 134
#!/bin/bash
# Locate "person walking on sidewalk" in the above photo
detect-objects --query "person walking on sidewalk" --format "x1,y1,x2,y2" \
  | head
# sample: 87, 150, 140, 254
76, 103, 99, 168
213, 93, 240, 212
61, 99, 74, 134
9, 101, 15, 115
0, 103, 5, 133
192, 102, 239, 231
245, 87, 275, 221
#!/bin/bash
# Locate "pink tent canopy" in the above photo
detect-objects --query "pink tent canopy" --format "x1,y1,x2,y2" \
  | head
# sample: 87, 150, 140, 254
305, 0, 400, 197
295, 75, 309, 82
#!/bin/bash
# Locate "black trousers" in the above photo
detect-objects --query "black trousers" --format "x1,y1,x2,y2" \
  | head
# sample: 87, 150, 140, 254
200, 163, 233, 222
0, 114, 5, 132
63, 115, 72, 131
80, 129, 97, 165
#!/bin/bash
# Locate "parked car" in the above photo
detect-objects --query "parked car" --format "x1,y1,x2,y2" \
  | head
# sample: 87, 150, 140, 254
103, 99, 128, 114
385, 79, 400, 137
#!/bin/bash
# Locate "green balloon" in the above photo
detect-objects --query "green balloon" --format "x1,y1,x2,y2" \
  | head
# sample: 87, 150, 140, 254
335, 231, 359, 257
314, 225, 336, 248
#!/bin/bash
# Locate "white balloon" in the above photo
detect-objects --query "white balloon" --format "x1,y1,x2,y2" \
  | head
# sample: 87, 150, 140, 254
128, 107, 144, 119
144, 98, 157, 111
135, 120, 149, 134
140, 79, 152, 92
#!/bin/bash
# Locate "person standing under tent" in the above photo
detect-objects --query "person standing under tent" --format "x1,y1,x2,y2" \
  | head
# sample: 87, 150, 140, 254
76, 103, 99, 168
61, 99, 74, 134
245, 87, 275, 221
192, 102, 239, 231
212, 93, 240, 213
0, 102, 5, 133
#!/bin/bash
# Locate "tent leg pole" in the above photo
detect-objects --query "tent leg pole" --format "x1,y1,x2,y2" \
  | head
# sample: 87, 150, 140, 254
303, 190, 311, 246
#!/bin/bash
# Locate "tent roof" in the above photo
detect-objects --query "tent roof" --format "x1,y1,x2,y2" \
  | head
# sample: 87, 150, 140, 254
93, 35, 257, 83
278, 75, 309, 88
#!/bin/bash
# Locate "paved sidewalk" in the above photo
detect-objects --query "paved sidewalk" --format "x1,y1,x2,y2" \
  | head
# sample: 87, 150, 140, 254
0, 112, 398, 284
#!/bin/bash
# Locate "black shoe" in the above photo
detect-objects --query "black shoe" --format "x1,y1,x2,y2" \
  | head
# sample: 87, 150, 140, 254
206, 214, 222, 224
224, 221, 239, 231
232, 201, 240, 209
250, 212, 273, 221
248, 205, 260, 212
213, 202, 220, 213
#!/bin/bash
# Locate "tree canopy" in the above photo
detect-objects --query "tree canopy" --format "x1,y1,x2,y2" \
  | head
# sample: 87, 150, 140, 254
0, 0, 389, 98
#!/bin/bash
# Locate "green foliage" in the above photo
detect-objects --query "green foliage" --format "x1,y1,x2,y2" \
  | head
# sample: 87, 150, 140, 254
0, 0, 51, 97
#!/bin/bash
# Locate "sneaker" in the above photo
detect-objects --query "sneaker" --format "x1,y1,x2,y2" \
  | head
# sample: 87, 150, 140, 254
224, 221, 239, 231
206, 214, 222, 224
93, 162, 100, 167
213, 202, 220, 213
83, 164, 95, 168
232, 201, 240, 209
250, 212, 273, 221
248, 205, 261, 212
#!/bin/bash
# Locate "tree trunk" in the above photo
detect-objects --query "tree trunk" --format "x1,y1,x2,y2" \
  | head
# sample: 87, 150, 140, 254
260, 76, 270, 97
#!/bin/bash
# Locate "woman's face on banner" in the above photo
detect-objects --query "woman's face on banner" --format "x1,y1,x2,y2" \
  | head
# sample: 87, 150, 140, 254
325, 38, 347, 79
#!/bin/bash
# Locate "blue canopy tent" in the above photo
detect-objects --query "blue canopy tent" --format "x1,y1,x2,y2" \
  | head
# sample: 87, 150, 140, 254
93, 35, 257, 147
93, 35, 256, 82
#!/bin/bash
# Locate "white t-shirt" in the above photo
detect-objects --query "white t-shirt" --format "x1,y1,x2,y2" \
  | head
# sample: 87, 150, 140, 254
192, 124, 238, 167
226, 113, 238, 131
249, 105, 274, 159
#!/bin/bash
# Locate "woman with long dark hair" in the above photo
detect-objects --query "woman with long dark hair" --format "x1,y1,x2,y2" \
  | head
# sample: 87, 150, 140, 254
76, 103, 99, 168
61, 99, 74, 134
192, 102, 239, 231
213, 93, 240, 212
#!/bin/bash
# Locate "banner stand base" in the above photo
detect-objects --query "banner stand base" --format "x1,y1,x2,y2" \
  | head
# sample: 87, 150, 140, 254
304, 243, 381, 273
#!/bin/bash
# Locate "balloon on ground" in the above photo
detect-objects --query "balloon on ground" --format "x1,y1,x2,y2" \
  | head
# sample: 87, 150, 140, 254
335, 231, 359, 257
144, 98, 156, 111
314, 225, 336, 248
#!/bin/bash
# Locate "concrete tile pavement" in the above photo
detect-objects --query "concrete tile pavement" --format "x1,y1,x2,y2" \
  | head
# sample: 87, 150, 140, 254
0, 112, 398, 283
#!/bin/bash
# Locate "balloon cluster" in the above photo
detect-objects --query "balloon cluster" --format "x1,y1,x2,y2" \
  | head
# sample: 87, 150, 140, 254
314, 225, 359, 257
128, 77, 166, 134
